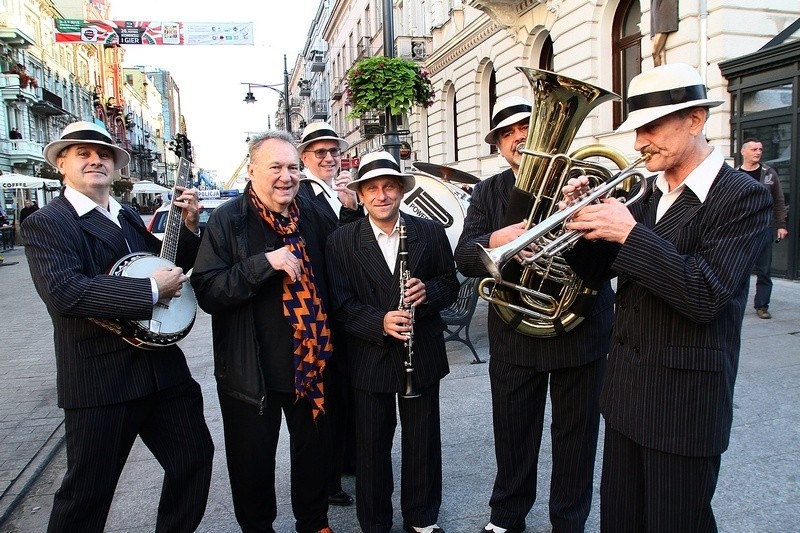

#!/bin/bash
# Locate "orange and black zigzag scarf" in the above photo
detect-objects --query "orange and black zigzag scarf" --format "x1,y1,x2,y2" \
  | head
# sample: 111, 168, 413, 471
249, 188, 332, 420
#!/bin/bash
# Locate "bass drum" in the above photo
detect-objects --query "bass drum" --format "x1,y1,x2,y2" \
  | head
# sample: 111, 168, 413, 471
400, 173, 471, 252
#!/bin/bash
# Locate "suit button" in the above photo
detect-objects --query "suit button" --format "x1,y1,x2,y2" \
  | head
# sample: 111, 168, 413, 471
617, 337, 624, 345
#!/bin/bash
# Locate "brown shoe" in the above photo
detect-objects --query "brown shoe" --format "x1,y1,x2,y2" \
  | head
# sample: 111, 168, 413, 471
756, 307, 772, 319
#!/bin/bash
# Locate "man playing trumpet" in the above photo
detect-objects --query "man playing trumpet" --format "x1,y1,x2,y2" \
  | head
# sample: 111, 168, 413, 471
562, 63, 772, 530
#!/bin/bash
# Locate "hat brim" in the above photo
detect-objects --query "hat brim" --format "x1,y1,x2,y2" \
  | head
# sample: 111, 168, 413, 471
347, 171, 415, 192
43, 139, 131, 170
297, 136, 350, 154
484, 112, 531, 144
616, 98, 724, 133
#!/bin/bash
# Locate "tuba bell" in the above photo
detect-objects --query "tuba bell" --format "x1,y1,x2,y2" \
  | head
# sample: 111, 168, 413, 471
477, 67, 647, 338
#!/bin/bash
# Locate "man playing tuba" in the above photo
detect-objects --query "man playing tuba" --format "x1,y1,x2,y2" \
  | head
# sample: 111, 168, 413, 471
455, 96, 614, 533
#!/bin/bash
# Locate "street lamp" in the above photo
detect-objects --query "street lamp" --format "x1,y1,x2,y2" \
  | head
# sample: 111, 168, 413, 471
242, 54, 294, 134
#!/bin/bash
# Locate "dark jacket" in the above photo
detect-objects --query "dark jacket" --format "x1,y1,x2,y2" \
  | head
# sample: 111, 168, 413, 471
454, 168, 614, 371
23, 194, 200, 408
566, 163, 772, 456
191, 185, 334, 409
296, 179, 364, 230
736, 163, 787, 230
325, 215, 458, 392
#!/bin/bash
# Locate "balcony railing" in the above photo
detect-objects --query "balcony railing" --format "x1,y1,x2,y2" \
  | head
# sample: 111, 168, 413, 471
310, 100, 329, 120
331, 78, 343, 101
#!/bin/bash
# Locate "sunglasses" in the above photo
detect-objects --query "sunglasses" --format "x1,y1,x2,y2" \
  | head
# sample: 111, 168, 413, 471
304, 147, 342, 159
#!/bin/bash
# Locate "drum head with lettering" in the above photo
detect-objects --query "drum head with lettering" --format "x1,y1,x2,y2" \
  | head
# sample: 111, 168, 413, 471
400, 174, 470, 252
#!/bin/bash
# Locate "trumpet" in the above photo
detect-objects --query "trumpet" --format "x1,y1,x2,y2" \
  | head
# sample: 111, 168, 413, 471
397, 220, 421, 399
478, 153, 651, 282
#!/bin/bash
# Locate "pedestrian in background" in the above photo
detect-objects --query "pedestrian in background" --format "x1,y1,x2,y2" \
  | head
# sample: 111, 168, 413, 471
326, 151, 458, 533
454, 96, 612, 533
23, 120, 213, 532
737, 137, 788, 319
562, 63, 772, 530
191, 130, 336, 533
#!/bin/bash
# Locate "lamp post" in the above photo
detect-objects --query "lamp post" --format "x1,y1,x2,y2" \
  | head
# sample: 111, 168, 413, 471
382, 0, 401, 163
242, 54, 293, 134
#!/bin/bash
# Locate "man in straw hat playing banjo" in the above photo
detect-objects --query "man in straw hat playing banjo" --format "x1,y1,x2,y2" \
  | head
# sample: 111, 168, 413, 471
23, 120, 213, 531
562, 63, 772, 530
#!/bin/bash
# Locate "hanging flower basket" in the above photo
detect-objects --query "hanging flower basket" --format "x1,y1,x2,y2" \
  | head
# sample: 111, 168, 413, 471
345, 56, 435, 118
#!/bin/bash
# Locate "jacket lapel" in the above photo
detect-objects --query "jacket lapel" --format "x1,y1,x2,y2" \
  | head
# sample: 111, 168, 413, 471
77, 208, 128, 258
354, 219, 396, 307
653, 187, 703, 242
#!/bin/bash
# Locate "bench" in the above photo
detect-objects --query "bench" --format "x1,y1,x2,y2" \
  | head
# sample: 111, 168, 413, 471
441, 276, 484, 364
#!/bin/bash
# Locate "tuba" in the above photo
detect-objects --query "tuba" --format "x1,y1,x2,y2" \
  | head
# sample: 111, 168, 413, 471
477, 67, 647, 337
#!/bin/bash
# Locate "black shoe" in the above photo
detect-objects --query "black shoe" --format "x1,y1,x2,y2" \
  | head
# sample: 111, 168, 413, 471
404, 526, 444, 533
328, 490, 354, 506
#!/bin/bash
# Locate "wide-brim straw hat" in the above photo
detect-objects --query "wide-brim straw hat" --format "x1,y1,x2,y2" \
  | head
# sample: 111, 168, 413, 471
346, 151, 415, 192
616, 63, 724, 133
484, 95, 532, 144
297, 122, 350, 153
44, 121, 130, 170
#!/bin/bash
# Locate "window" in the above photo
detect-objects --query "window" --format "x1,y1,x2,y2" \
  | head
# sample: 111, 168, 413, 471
488, 69, 497, 155
612, 0, 642, 128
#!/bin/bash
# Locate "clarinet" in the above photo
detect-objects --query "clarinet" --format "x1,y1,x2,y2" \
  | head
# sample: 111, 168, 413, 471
398, 220, 421, 399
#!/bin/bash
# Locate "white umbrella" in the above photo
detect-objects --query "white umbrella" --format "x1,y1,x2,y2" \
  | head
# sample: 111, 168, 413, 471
0, 173, 60, 190
132, 180, 170, 194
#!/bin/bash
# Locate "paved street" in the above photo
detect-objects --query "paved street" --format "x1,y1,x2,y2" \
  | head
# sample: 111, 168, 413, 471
1, 243, 799, 532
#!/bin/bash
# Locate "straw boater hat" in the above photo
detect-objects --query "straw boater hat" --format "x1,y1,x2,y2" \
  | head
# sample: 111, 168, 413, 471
296, 122, 350, 154
616, 63, 724, 133
346, 151, 416, 192
43, 121, 130, 170
484, 96, 533, 144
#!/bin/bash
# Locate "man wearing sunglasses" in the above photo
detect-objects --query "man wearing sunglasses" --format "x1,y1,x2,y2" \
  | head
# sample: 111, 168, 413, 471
297, 122, 363, 226
296, 122, 363, 510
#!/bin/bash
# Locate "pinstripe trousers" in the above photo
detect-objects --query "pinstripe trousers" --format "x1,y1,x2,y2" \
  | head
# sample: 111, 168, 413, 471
353, 383, 442, 533
600, 425, 720, 532
488, 356, 606, 532
48, 380, 213, 533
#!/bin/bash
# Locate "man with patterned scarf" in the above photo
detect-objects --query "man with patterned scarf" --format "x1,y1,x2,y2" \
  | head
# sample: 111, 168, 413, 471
192, 130, 337, 533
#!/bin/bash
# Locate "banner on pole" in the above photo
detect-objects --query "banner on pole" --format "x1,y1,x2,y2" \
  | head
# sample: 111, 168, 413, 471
53, 19, 254, 45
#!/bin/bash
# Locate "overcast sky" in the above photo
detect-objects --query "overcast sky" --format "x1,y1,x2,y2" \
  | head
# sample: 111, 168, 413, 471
109, 0, 320, 183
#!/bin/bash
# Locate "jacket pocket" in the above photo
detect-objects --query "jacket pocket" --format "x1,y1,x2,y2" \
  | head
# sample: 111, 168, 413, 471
661, 346, 723, 372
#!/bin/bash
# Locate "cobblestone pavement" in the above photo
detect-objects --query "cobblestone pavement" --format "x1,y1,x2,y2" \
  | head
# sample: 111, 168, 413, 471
1, 243, 799, 532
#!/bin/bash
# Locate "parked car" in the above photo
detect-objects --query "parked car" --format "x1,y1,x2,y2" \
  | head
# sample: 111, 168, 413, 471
146, 196, 233, 240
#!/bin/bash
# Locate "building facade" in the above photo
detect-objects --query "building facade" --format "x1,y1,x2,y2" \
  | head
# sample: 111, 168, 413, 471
291, 0, 800, 278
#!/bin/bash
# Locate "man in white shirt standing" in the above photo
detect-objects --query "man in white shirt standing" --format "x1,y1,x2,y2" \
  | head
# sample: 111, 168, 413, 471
23, 120, 213, 531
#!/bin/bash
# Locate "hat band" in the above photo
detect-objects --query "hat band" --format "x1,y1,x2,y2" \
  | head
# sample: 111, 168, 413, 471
627, 84, 708, 113
61, 130, 114, 144
358, 158, 401, 178
491, 103, 532, 129
302, 128, 339, 144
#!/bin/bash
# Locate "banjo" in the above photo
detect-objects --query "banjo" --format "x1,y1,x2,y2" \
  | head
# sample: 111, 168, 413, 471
93, 158, 197, 348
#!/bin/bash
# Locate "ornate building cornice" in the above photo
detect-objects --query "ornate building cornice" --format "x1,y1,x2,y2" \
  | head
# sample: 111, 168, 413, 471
426, 20, 502, 76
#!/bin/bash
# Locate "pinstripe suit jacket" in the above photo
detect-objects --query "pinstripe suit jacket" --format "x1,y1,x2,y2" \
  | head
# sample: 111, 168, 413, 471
454, 169, 614, 370
325, 215, 458, 393
23, 194, 200, 409
567, 163, 773, 456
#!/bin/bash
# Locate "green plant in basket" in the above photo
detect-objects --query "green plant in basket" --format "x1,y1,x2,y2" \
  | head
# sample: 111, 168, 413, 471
345, 56, 435, 118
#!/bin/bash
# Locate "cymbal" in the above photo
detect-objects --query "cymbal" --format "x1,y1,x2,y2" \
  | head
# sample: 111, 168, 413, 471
412, 162, 480, 184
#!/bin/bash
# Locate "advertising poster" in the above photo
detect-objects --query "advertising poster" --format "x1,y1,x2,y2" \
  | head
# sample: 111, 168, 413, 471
53, 19, 254, 45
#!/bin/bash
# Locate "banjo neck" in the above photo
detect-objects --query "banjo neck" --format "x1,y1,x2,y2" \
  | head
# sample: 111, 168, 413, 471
161, 158, 191, 264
